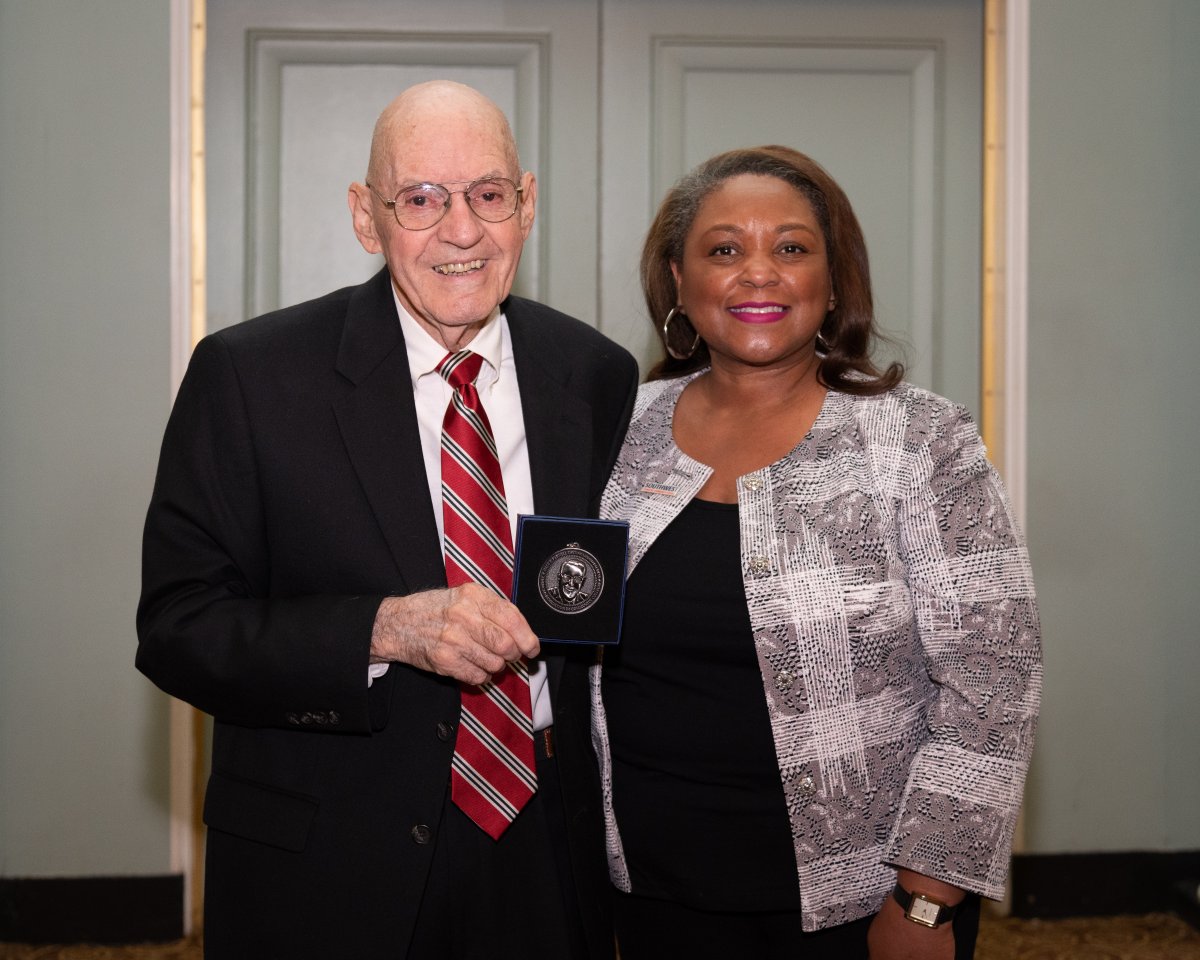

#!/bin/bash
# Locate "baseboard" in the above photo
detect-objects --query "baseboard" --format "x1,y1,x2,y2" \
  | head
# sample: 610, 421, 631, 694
0, 875, 183, 944
1012, 851, 1200, 924
6, 859, 1196, 941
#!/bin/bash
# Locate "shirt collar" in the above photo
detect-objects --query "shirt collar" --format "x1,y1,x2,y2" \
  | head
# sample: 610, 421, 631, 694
391, 285, 505, 386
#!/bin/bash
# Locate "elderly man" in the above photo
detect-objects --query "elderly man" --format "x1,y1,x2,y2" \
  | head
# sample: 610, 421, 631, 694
137, 81, 637, 959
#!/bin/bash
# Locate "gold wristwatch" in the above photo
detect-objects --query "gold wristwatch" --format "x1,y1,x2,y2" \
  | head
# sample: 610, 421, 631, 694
892, 882, 960, 928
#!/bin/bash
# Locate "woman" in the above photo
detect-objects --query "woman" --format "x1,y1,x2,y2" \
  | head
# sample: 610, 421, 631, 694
592, 146, 1042, 959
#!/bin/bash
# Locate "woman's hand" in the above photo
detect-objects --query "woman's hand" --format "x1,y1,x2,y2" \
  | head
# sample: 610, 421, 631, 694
867, 869, 963, 960
867, 896, 954, 960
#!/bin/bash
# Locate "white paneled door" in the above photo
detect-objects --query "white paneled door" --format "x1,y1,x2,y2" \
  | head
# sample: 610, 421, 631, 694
207, 0, 982, 410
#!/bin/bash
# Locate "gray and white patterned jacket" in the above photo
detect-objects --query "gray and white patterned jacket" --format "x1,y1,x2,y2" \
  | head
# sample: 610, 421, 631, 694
592, 372, 1042, 932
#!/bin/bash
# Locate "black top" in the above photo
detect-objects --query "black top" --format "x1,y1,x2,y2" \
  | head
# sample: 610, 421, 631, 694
602, 498, 800, 910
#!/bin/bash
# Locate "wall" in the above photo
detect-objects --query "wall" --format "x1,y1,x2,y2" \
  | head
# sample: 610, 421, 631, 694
0, 0, 174, 876
1024, 0, 1200, 852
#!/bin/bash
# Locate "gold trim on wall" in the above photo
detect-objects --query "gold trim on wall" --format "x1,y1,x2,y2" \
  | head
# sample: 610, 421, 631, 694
190, 0, 207, 353
188, 0, 207, 937
984, 0, 1030, 894
982, 0, 1006, 471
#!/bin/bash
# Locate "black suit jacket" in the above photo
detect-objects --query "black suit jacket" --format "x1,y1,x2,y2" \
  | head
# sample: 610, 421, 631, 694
136, 268, 638, 958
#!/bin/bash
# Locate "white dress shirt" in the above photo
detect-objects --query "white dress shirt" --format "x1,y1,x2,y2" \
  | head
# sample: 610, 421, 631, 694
369, 290, 551, 730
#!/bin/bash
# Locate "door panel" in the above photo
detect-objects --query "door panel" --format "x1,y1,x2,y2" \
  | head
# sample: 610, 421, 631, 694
256, 36, 545, 313
206, 0, 600, 330
208, 0, 982, 410
601, 0, 983, 408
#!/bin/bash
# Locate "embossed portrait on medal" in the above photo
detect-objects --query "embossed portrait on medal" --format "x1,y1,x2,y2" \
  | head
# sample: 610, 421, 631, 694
537, 543, 604, 615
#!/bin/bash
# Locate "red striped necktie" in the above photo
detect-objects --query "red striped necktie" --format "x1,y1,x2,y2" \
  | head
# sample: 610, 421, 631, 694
437, 349, 536, 840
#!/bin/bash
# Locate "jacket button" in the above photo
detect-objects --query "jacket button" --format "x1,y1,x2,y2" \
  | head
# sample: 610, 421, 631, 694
743, 475, 762, 491
328, 711, 341, 725
436, 721, 454, 741
750, 555, 771, 575
410, 824, 433, 845
775, 669, 796, 693
286, 712, 300, 725
300, 712, 314, 725
800, 774, 816, 794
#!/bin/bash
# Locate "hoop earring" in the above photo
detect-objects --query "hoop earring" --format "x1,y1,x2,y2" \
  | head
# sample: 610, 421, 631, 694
662, 306, 701, 361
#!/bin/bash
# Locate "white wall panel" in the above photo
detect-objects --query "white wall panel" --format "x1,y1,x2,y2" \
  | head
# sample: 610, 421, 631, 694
246, 32, 545, 315
206, 0, 601, 332
601, 0, 982, 411
652, 39, 938, 386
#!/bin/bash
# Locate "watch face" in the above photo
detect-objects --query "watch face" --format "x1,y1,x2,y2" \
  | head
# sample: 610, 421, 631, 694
908, 895, 943, 927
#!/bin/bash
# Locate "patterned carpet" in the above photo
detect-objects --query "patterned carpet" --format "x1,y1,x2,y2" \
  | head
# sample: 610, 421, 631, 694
1, 913, 1199, 959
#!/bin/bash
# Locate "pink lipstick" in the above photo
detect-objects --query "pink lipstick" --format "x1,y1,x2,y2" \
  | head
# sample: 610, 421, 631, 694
729, 302, 789, 323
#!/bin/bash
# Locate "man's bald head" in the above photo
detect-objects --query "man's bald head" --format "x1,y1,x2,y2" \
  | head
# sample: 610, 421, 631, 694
366, 80, 521, 185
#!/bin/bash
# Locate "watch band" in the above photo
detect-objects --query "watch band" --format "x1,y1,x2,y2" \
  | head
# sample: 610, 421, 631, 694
892, 882, 960, 928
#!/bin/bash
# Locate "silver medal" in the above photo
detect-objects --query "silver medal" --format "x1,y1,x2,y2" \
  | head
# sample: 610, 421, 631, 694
537, 542, 604, 615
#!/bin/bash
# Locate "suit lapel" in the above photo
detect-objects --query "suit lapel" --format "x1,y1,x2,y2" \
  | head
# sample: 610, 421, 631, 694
333, 269, 446, 595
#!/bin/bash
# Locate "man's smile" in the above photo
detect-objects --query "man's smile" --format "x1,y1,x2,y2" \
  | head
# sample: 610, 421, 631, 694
433, 259, 485, 275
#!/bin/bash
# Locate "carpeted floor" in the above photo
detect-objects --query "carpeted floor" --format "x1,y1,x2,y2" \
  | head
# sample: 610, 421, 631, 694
977, 913, 1200, 959
2, 913, 1199, 959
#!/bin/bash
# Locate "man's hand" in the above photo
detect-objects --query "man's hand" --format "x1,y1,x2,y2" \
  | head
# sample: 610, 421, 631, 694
867, 869, 962, 960
369, 585, 540, 684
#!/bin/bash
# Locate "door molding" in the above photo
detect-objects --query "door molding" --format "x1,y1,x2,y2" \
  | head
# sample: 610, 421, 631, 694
241, 29, 548, 319
168, 0, 1031, 931
651, 38, 942, 389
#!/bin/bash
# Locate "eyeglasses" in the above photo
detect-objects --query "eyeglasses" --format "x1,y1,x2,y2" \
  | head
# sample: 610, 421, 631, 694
365, 177, 523, 230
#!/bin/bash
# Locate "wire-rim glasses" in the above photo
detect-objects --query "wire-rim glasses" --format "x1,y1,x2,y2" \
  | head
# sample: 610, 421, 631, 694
365, 177, 523, 231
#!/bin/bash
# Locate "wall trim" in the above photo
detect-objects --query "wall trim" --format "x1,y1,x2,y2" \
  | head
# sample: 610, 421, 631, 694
982, 0, 1029, 529
169, 0, 192, 397
1002, 0, 1030, 530
1012, 852, 1200, 924
168, 0, 204, 939
0, 876, 184, 944
984, 0, 1031, 896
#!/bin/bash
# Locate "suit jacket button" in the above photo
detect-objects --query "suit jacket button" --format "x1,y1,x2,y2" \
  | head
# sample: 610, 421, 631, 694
411, 824, 433, 845
314, 712, 328, 725
328, 711, 341, 725
436, 721, 454, 741
300, 712, 314, 725
286, 713, 300, 725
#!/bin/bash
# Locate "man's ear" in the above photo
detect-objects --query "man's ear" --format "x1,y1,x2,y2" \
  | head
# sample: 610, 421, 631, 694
517, 171, 537, 240
348, 182, 383, 254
